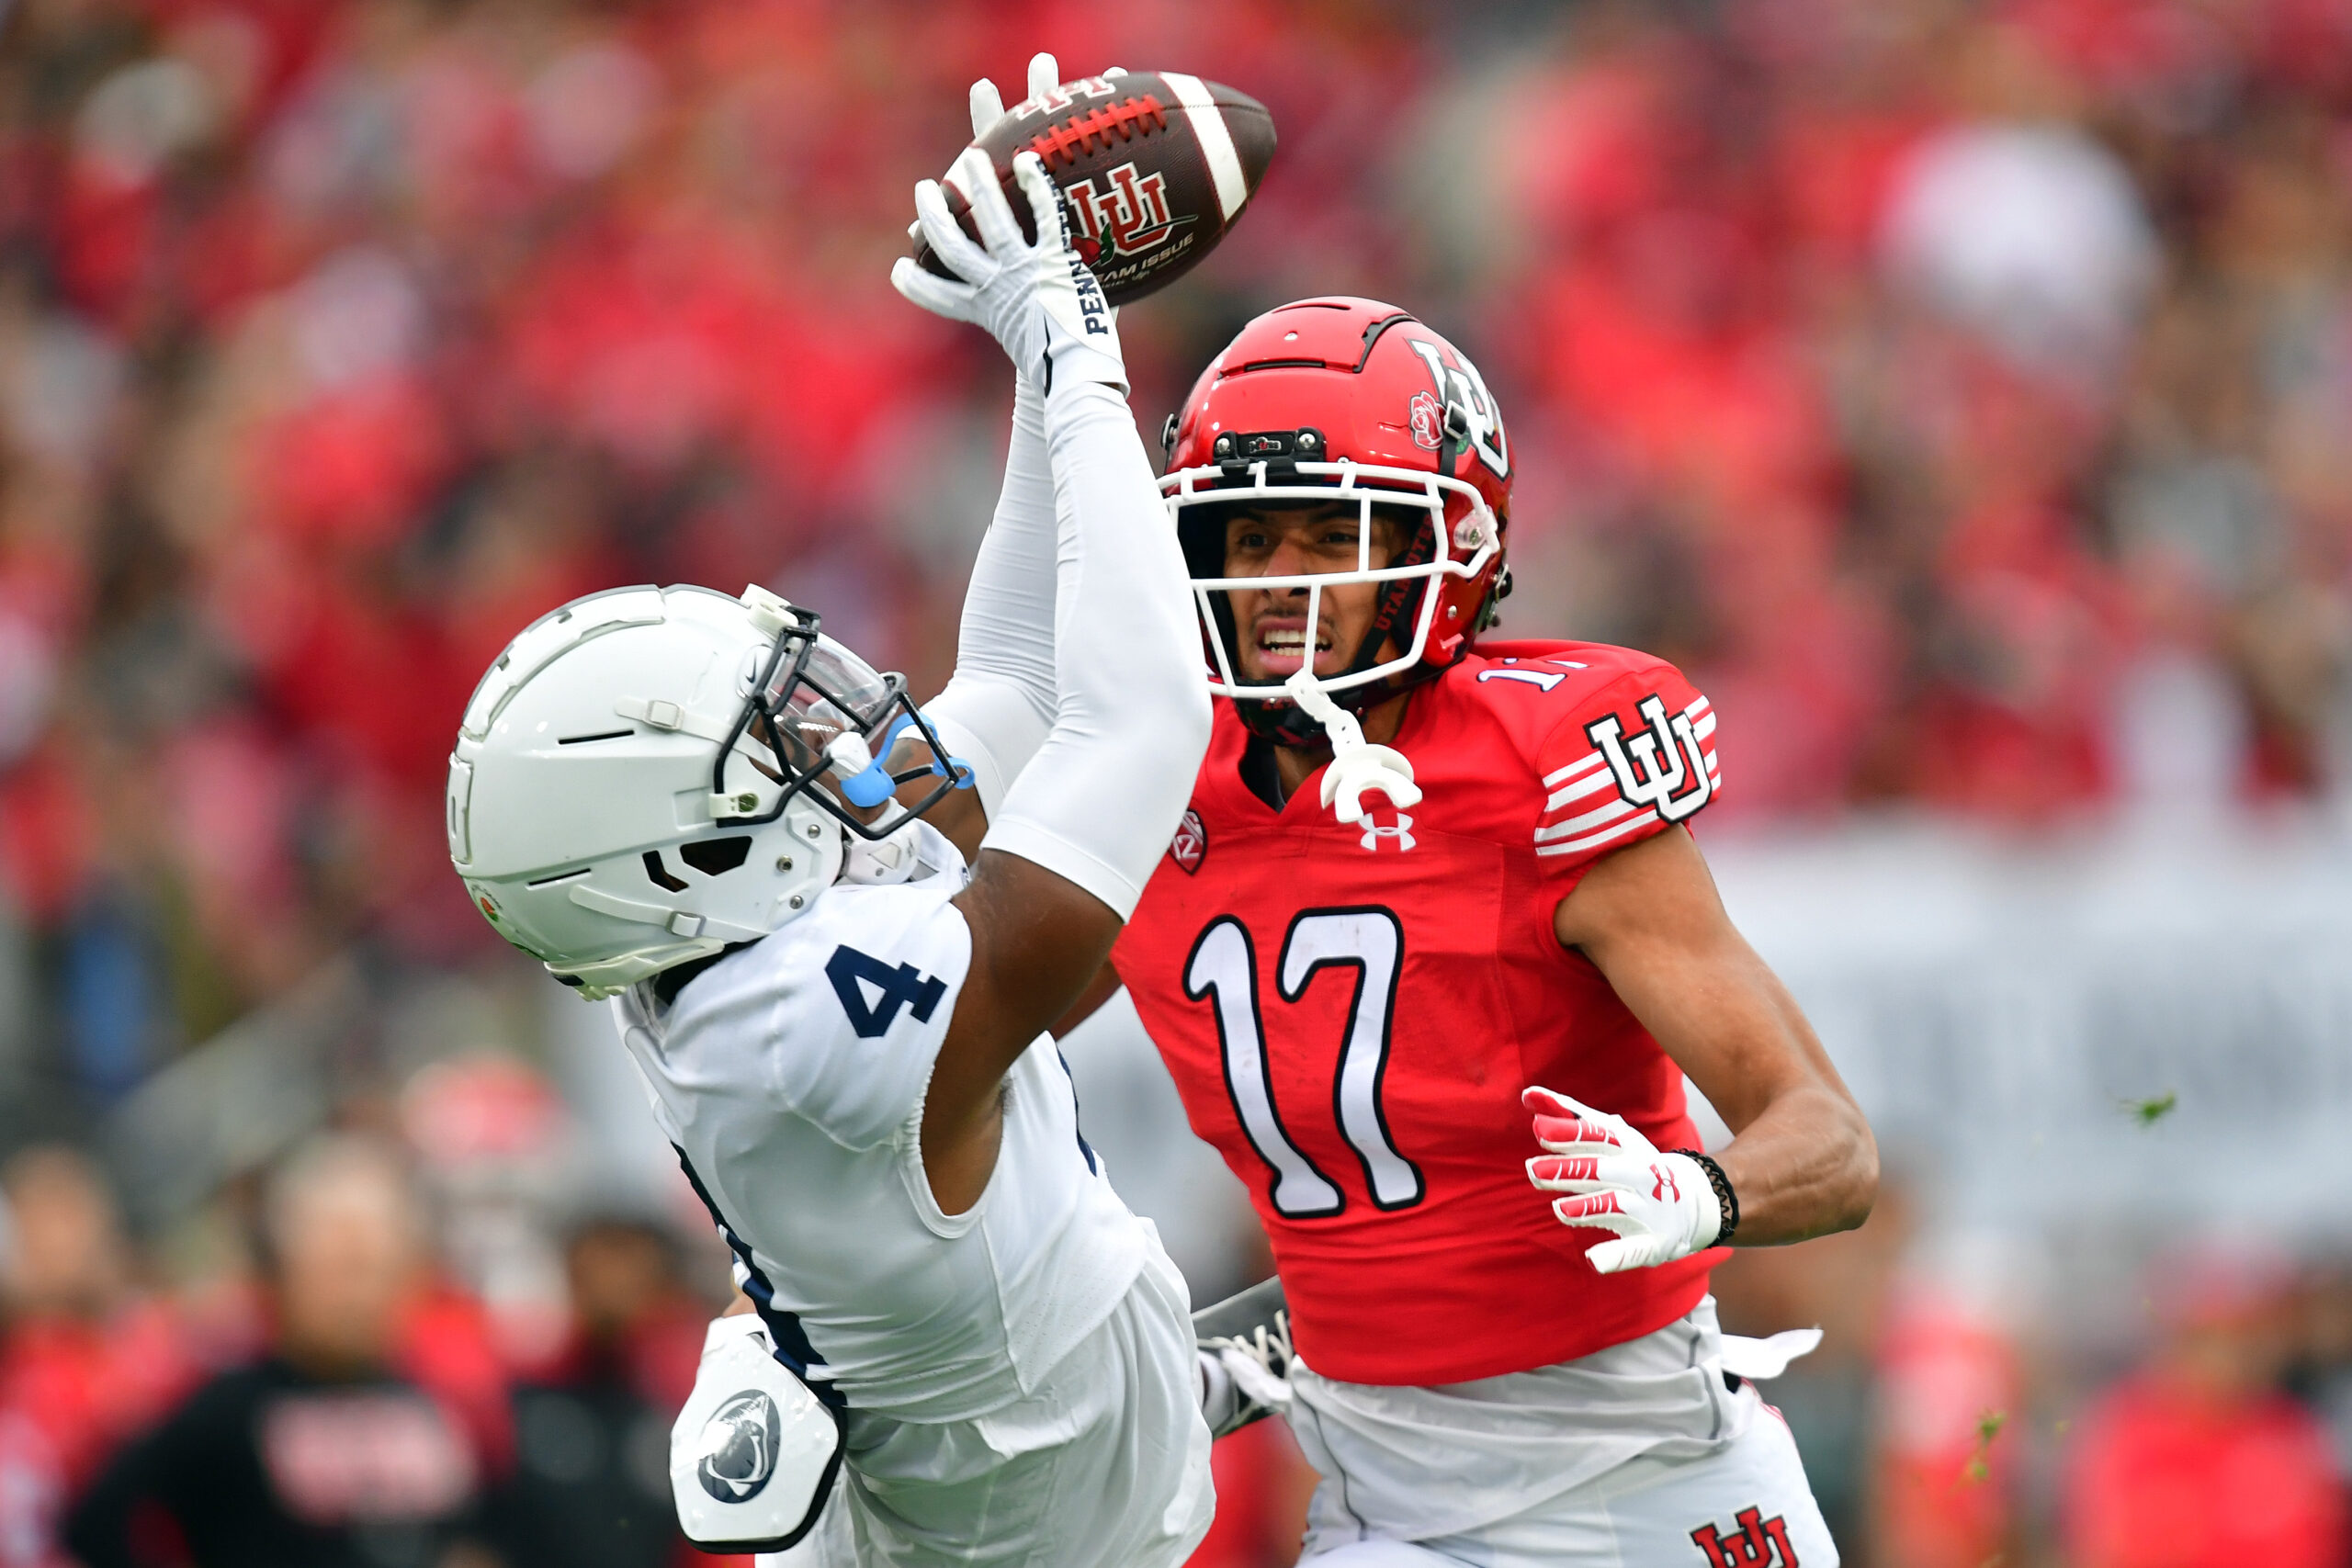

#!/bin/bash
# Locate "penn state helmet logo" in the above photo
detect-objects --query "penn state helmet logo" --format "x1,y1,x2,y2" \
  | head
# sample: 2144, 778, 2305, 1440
695, 1390, 783, 1503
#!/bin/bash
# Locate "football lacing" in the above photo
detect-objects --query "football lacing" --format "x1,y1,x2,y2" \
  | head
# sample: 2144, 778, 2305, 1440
1025, 96, 1170, 168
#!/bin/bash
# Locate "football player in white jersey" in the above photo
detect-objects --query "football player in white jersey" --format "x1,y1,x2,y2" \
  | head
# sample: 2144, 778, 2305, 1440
446, 61, 1218, 1566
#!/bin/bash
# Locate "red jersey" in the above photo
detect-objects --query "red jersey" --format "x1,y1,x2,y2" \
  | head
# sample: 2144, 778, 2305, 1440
1114, 640, 1724, 1385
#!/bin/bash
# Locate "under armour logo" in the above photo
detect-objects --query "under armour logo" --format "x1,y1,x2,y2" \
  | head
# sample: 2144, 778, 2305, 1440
1652, 1164, 1679, 1202
1587, 693, 1713, 824
1359, 812, 1416, 852
1690, 1506, 1799, 1568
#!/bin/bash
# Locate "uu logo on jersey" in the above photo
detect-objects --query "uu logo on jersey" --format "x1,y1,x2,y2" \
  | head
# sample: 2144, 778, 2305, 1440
1064, 164, 1197, 265
695, 1389, 783, 1504
1690, 1505, 1802, 1567
1586, 693, 1713, 823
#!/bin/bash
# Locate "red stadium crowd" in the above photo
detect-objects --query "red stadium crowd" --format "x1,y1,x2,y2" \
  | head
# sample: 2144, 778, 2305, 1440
0, 0, 2347, 1564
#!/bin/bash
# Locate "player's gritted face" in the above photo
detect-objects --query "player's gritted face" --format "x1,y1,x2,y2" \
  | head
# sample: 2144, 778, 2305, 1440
1223, 502, 1405, 683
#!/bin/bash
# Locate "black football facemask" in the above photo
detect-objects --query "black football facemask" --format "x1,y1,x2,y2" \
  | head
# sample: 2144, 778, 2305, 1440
713, 602, 972, 841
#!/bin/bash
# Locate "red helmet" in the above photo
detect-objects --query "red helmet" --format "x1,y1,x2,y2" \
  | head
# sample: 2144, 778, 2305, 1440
1160, 297, 1513, 746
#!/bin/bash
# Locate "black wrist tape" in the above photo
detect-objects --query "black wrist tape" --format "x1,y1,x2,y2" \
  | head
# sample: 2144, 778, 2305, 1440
1675, 1150, 1739, 1247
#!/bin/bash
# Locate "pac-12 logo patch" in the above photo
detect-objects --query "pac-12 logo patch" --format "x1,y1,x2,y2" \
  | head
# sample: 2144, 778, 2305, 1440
1690, 1505, 1800, 1567
1170, 808, 1208, 874
695, 1390, 783, 1504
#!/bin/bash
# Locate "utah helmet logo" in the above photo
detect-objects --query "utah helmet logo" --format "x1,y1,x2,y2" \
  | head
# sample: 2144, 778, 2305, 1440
1587, 693, 1713, 824
695, 1390, 783, 1504
1690, 1505, 1801, 1567
1406, 337, 1508, 479
1063, 163, 1197, 265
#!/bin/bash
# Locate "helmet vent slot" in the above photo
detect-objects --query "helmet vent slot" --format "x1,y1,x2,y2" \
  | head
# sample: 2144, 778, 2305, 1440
558, 729, 633, 745
642, 852, 688, 892
678, 837, 753, 876
526, 868, 591, 888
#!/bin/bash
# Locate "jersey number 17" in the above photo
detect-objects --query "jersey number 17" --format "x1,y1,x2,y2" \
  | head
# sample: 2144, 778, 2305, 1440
1183, 907, 1425, 1218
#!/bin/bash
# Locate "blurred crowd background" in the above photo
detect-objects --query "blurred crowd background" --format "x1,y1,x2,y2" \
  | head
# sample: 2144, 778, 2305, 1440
0, 0, 2349, 1563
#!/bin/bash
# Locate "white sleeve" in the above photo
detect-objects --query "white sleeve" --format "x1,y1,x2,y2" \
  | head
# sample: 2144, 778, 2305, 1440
978, 367, 1212, 918
923, 376, 1057, 819
750, 884, 976, 1151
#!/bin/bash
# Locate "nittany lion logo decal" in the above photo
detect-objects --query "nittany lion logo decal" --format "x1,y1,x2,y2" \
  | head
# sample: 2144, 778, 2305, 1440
695, 1389, 783, 1504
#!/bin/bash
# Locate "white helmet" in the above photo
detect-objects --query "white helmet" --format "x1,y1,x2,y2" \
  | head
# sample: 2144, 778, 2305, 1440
447, 583, 970, 998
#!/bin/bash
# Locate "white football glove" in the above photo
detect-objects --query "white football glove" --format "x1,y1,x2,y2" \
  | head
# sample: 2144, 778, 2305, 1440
966, 51, 1084, 136
891, 141, 1124, 392
913, 54, 1123, 226
1523, 1085, 1722, 1274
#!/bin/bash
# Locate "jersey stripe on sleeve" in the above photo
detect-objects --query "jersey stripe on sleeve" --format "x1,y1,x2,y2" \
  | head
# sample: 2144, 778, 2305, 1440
1532, 693, 1719, 859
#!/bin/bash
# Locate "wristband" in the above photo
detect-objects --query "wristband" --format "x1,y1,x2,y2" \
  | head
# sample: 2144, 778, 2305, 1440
1677, 1150, 1739, 1247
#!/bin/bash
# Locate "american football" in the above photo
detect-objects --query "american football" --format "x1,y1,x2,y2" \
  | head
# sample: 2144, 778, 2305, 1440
913, 69, 1276, 304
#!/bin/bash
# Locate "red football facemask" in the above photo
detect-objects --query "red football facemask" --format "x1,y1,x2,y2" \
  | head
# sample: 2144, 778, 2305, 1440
1161, 298, 1513, 746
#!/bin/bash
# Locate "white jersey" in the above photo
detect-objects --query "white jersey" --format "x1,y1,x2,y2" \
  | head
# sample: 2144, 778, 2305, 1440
613, 823, 1148, 1423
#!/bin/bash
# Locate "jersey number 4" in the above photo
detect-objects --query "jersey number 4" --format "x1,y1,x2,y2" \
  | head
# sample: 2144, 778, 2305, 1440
1183, 908, 1424, 1217
827, 945, 946, 1039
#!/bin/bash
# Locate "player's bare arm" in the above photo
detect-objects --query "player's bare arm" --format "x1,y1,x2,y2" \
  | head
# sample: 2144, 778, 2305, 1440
922, 854, 1120, 1210
1549, 824, 1878, 1247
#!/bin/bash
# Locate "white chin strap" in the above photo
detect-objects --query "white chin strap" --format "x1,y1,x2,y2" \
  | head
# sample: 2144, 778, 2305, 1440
1283, 671, 1423, 828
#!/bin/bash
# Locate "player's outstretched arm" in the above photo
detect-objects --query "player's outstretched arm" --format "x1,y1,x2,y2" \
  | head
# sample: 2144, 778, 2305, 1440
1542, 825, 1877, 1262
893, 147, 1211, 1213
911, 53, 1071, 863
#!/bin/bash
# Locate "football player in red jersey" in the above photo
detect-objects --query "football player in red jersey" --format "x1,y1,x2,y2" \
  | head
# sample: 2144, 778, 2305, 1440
1125, 297, 1878, 1565
912, 289, 1877, 1565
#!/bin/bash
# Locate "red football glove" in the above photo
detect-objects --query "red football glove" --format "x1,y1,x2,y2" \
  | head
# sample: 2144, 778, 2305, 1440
1523, 1086, 1720, 1274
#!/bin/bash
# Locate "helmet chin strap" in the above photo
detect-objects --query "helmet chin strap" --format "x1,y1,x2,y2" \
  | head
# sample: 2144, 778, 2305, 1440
1283, 671, 1422, 828
839, 801, 923, 886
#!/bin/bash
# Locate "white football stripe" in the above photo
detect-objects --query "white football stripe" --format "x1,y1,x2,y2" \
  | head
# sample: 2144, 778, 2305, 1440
1693, 713, 1716, 740
1533, 795, 1639, 841
1534, 807, 1660, 857
1543, 752, 1606, 787
1687, 695, 1711, 719
1543, 767, 1616, 811
1161, 73, 1249, 220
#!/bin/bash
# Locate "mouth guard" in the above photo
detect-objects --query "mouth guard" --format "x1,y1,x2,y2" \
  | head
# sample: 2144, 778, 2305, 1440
838, 714, 974, 808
